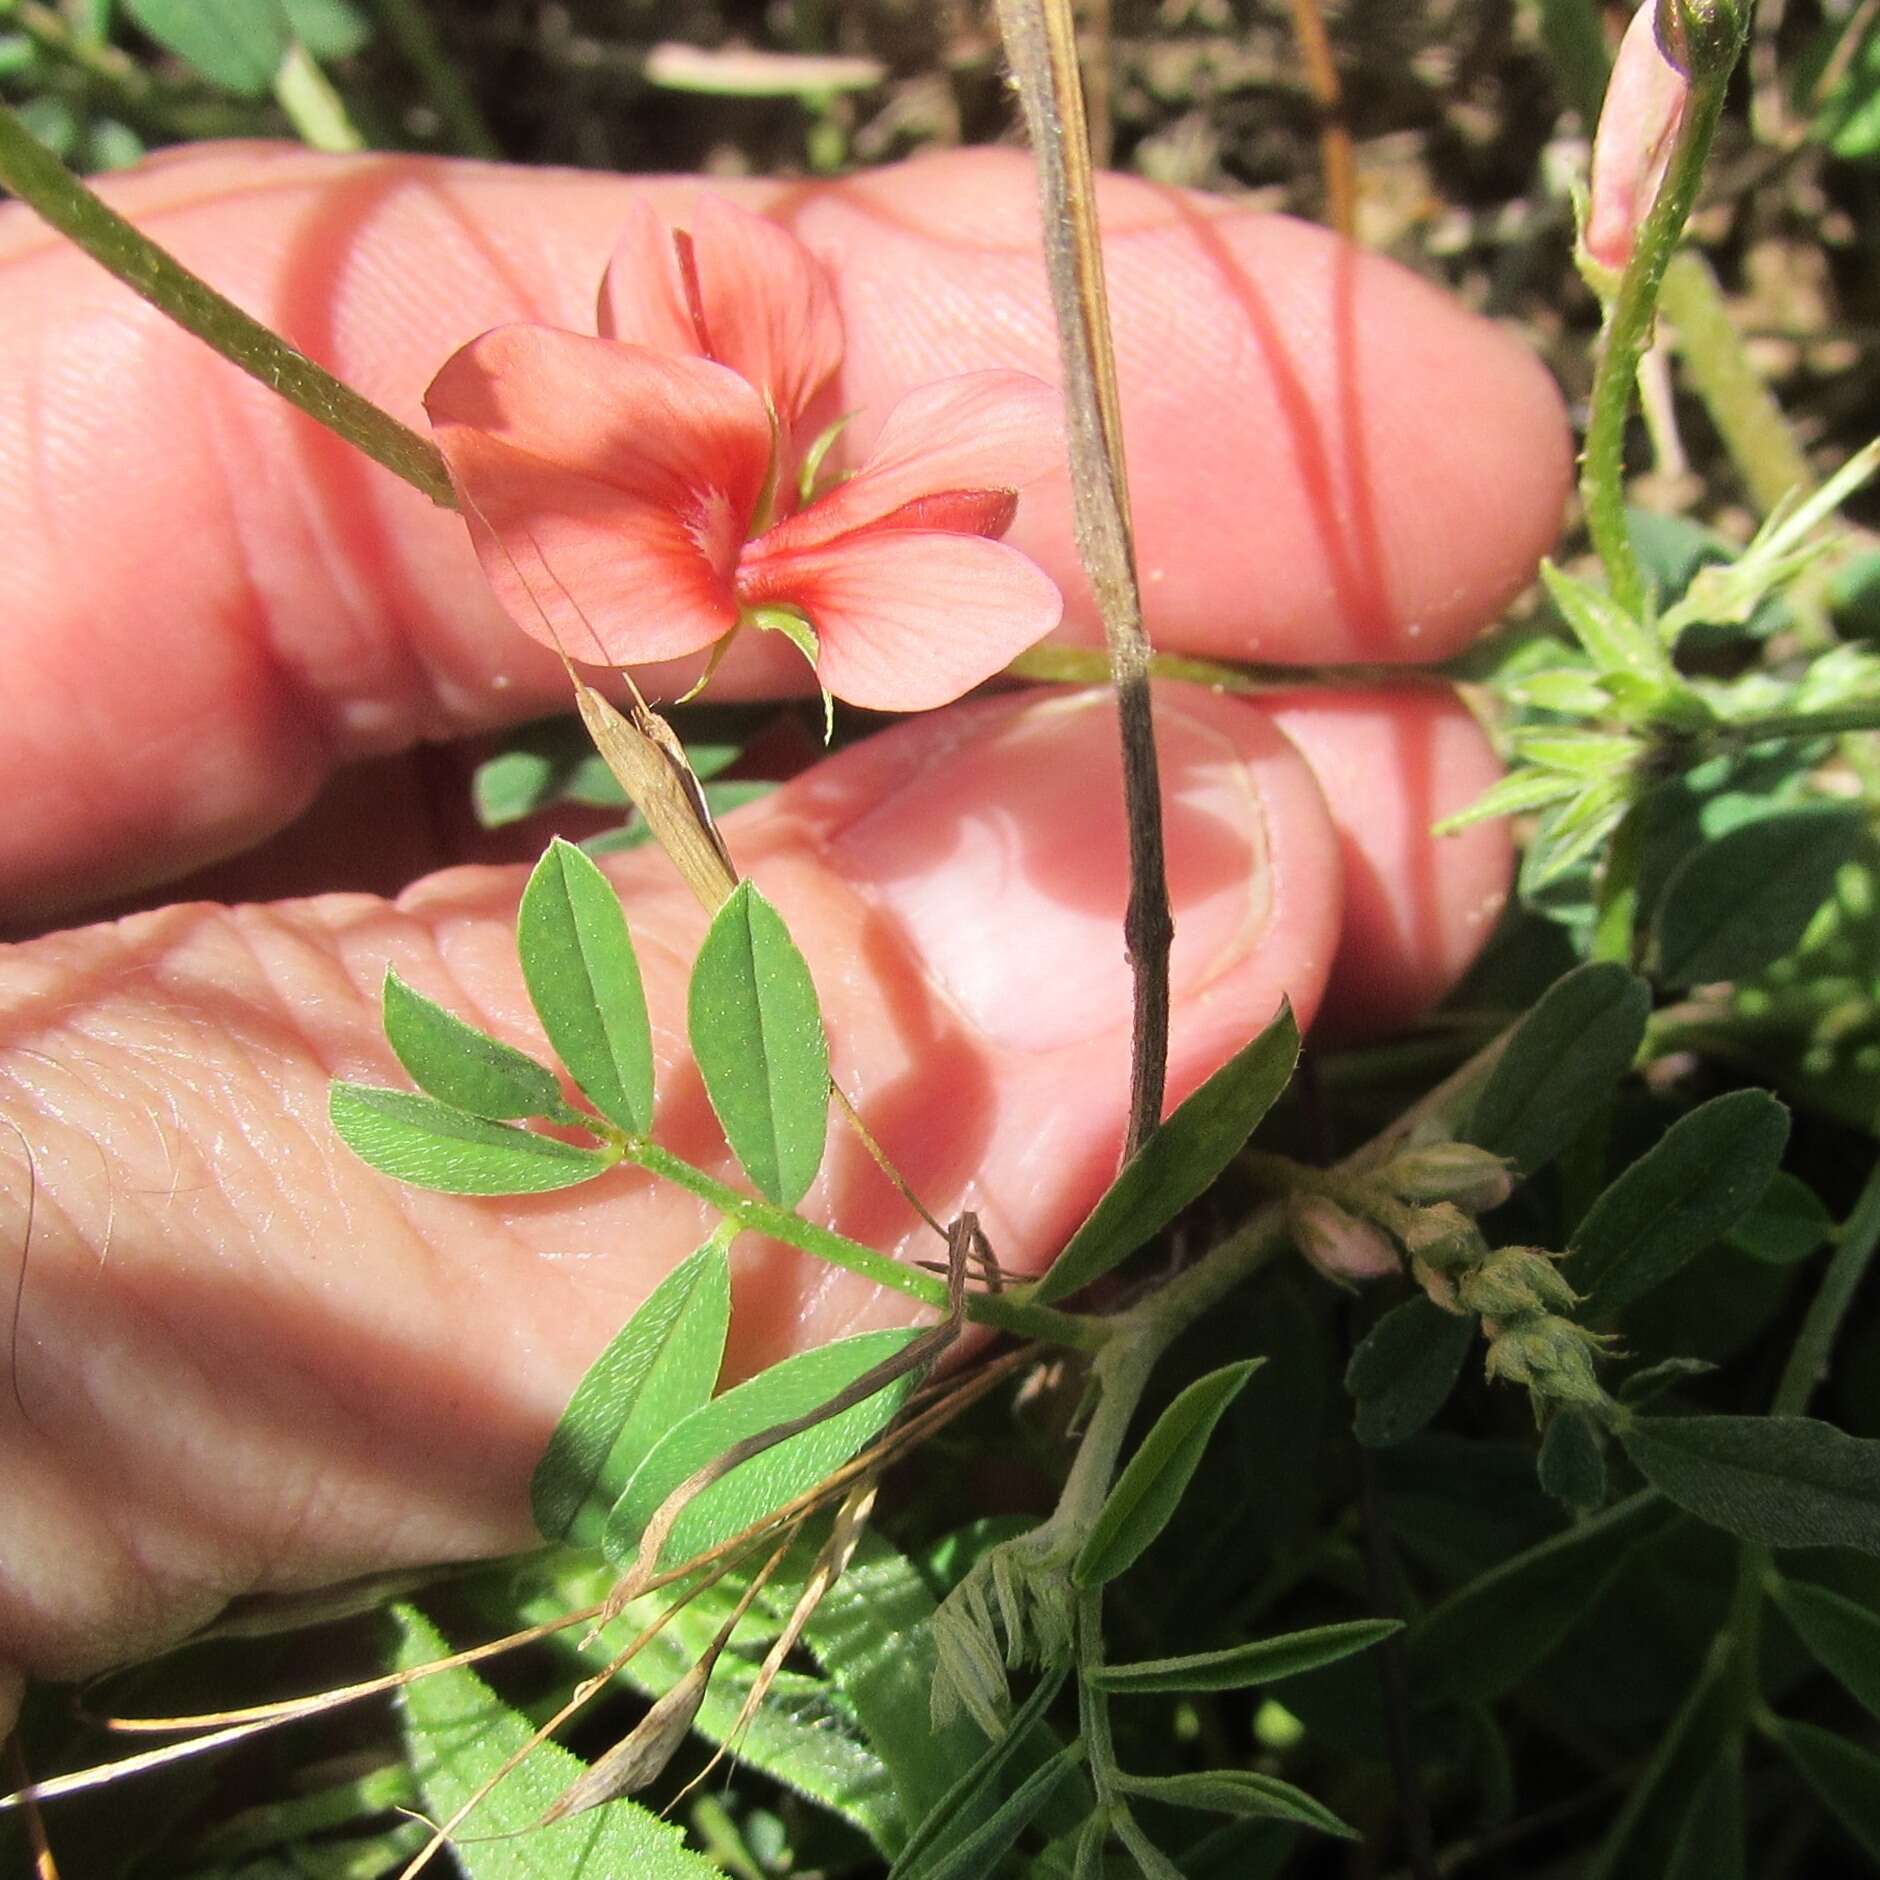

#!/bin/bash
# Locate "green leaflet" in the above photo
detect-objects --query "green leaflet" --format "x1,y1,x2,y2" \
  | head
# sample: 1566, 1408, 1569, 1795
518, 838, 656, 1134
1768, 1575, 1880, 1723
1112, 1769, 1355, 1839
1664, 1752, 1747, 1880
1571, 1089, 1790, 1320
603, 1328, 920, 1569
895, 1741, 1083, 1880
1408, 1492, 1668, 1706
1651, 804, 1866, 985
1725, 1170, 1834, 1265
1620, 1414, 1880, 1552
1466, 962, 1650, 1173
1075, 1359, 1263, 1588
381, 969, 569, 1122
124, 0, 287, 95
530, 1227, 734, 1545
1769, 1716, 1880, 1862
328, 1083, 614, 1195
1090, 1617, 1400, 1694
391, 1605, 721, 1879
1537, 1409, 1607, 1513
1031, 1001, 1299, 1306
687, 880, 831, 1207
1346, 1297, 1475, 1448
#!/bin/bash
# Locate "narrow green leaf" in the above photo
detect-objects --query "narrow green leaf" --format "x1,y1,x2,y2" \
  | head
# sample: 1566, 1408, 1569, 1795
1091, 1618, 1400, 1694
1433, 766, 1580, 836
530, 1229, 733, 1545
329, 1083, 612, 1195
381, 969, 568, 1122
898, 1735, 1082, 1880
518, 838, 656, 1133
687, 879, 830, 1207
1112, 1769, 1356, 1839
125, 0, 286, 95
1466, 961, 1650, 1172
1665, 1751, 1746, 1880
603, 1328, 919, 1569
1075, 1360, 1263, 1588
1538, 1408, 1607, 1513
1726, 1170, 1835, 1266
1770, 1716, 1880, 1861
1769, 1576, 1880, 1722
1345, 1297, 1475, 1448
887, 1669, 1068, 1879
1032, 1002, 1300, 1305
1408, 1492, 1667, 1705
1512, 729, 1645, 776
1652, 804, 1865, 985
1619, 1357, 1718, 1408
392, 1605, 722, 1878
1540, 558, 1674, 685
1620, 1415, 1880, 1552
1570, 1090, 1790, 1319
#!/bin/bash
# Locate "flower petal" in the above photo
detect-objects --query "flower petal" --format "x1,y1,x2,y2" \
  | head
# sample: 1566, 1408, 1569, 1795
1585, 1, 1690, 273
598, 194, 844, 431
689, 195, 844, 430
595, 196, 704, 354
426, 325, 771, 664
758, 371, 1063, 555
740, 530, 1063, 712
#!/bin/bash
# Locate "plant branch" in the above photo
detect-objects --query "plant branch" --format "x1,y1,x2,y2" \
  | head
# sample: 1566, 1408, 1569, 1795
0, 103, 456, 507
994, 0, 1172, 1160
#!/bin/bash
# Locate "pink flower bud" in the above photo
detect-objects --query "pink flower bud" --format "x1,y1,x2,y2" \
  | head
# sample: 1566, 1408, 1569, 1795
1585, 0, 1691, 273
1287, 1193, 1401, 1285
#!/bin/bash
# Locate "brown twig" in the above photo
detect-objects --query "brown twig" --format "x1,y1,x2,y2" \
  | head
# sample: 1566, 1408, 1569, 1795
994, 0, 1173, 1161
1286, 0, 1357, 240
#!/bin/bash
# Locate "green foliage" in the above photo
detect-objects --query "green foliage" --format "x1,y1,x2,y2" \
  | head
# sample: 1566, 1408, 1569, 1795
1346, 1296, 1476, 1447
688, 879, 832, 1207
381, 968, 570, 1122
1074, 1359, 1263, 1587
392, 1605, 722, 1878
530, 1228, 734, 1545
604, 1328, 919, 1569
1768, 1574, 1880, 1722
518, 838, 657, 1133
1466, 962, 1651, 1172
1090, 1618, 1400, 1694
1768, 1716, 1880, 1862
1110, 1768, 1355, 1838
1030, 1000, 1299, 1304
1570, 1088, 1790, 1319
1619, 1414, 1880, 1551
327, 1083, 614, 1194
1726, 1169, 1834, 1265
1537, 1407, 1607, 1511
124, 0, 289, 95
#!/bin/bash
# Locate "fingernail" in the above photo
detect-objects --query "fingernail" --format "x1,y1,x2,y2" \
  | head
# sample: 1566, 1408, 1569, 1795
823, 692, 1273, 1051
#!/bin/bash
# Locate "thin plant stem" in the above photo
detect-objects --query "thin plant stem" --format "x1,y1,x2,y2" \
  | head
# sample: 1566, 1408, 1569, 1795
1581, 71, 1735, 616
372, 0, 501, 157
1286, 0, 1356, 239
1004, 641, 1415, 695
1659, 249, 1813, 515
994, 0, 1173, 1162
272, 40, 365, 152
0, 102, 456, 507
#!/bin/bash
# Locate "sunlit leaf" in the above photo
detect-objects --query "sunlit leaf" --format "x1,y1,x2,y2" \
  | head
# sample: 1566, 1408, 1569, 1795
604, 1328, 919, 1569
392, 1604, 722, 1878
1031, 1002, 1299, 1305
518, 838, 656, 1133
125, 0, 285, 95
1075, 1360, 1263, 1588
530, 1228, 733, 1544
329, 1083, 613, 1195
381, 969, 569, 1122
688, 879, 831, 1206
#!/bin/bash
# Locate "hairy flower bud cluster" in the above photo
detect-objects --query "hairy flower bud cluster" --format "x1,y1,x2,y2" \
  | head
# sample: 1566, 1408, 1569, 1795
1287, 1192, 1402, 1285
1483, 1313, 1614, 1411
1382, 1143, 1516, 1215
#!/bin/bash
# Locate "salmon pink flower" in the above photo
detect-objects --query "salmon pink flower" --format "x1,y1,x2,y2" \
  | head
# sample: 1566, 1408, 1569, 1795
1584, 0, 1691, 273
425, 193, 1064, 713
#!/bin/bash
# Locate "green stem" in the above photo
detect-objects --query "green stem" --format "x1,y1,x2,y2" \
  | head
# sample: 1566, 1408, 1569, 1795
1581, 73, 1733, 617
1590, 800, 1646, 965
372, 0, 501, 158
0, 102, 456, 508
1659, 249, 1813, 516
622, 1134, 1106, 1349
271, 41, 365, 153
1717, 702, 1880, 746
